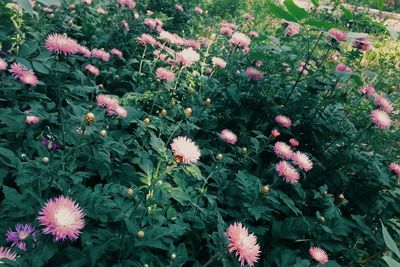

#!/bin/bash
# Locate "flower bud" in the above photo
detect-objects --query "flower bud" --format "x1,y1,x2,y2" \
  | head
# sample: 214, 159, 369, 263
42, 157, 49, 164
100, 130, 107, 137
160, 109, 167, 116
240, 147, 248, 155
204, 98, 211, 106
216, 153, 223, 161
261, 185, 269, 194
20, 153, 27, 160
319, 216, 325, 223
171, 253, 176, 260
137, 230, 145, 238
127, 188, 134, 197
143, 118, 150, 125
184, 108, 192, 116
84, 112, 96, 125
321, 191, 328, 197
337, 193, 345, 202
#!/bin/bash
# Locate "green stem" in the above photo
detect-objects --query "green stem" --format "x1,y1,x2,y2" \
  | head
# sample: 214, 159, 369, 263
138, 46, 147, 75
203, 251, 221, 267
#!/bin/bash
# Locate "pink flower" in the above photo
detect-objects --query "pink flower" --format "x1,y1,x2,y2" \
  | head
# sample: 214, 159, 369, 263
78, 46, 91, 57
175, 4, 184, 11
6, 224, 37, 251
327, 29, 347, 42
97, 94, 120, 116
176, 48, 200, 67
220, 27, 234, 36
212, 57, 227, 69
91, 48, 110, 61
45, 33, 80, 55
159, 31, 180, 45
275, 115, 292, 128
26, 115, 40, 125
83, 0, 92, 4
138, 34, 157, 46
274, 142, 293, 160
374, 95, 393, 113
230, 32, 251, 48
43, 7, 53, 13
117, 0, 135, 9
359, 85, 376, 96
183, 39, 201, 50
170, 136, 201, 164
85, 64, 99, 76
194, 6, 203, 14
297, 62, 308, 75
389, 163, 400, 176
243, 13, 253, 20
255, 60, 263, 67
96, 8, 107, 14
220, 22, 238, 30
9, 63, 27, 78
38, 196, 85, 241
309, 247, 329, 264
292, 151, 313, 171
284, 22, 300, 36
249, 31, 259, 38
336, 63, 352, 72
271, 129, 280, 138
115, 106, 127, 118
111, 48, 123, 57
144, 18, 157, 30
353, 37, 372, 51
371, 109, 392, 129
156, 67, 175, 81
121, 19, 129, 30
0, 58, 7, 71
0, 247, 16, 264
226, 222, 261, 267
276, 161, 300, 184
245, 67, 264, 81
20, 71, 39, 86
289, 138, 299, 147
220, 129, 238, 144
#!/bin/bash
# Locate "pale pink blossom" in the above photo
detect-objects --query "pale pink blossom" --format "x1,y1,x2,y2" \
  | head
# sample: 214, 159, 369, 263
121, 19, 129, 30
176, 48, 200, 67
374, 95, 393, 113
20, 71, 39, 86
275, 115, 292, 128
243, 13, 253, 20
371, 109, 392, 129
255, 60, 263, 67
309, 247, 329, 264
9, 63, 27, 78
85, 64, 99, 76
226, 222, 261, 267
0, 247, 16, 264
336, 63, 352, 72
156, 67, 175, 81
144, 18, 157, 30
284, 22, 300, 36
138, 34, 157, 46
91, 48, 110, 61
220, 27, 234, 36
230, 32, 251, 48
97, 94, 120, 115
220, 129, 238, 144
78, 46, 91, 57
83, 0, 92, 4
276, 161, 300, 184
146, 10, 154, 16
38, 196, 85, 241
170, 136, 201, 164
245, 67, 264, 81
26, 115, 40, 125
274, 142, 293, 160
289, 138, 299, 147
43, 7, 53, 13
117, 0, 135, 9
249, 31, 259, 38
292, 151, 313, 171
175, 4, 184, 11
159, 31, 180, 45
327, 29, 347, 42
194, 6, 203, 14
111, 48, 123, 57
271, 129, 280, 138
389, 162, 400, 176
220, 22, 238, 30
353, 37, 372, 51
212, 57, 227, 68
96, 8, 107, 14
115, 106, 127, 118
359, 85, 376, 96
45, 33, 80, 55
0, 58, 7, 71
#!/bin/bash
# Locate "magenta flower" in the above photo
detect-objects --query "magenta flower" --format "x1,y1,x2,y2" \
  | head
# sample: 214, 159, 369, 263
220, 129, 238, 144
271, 129, 280, 138
0, 247, 16, 264
353, 37, 372, 51
289, 138, 299, 147
91, 48, 110, 61
276, 161, 300, 184
327, 29, 347, 42
175, 4, 184, 11
284, 22, 300, 37
0, 58, 7, 71
170, 136, 201, 164
25, 115, 40, 125
292, 151, 313, 172
212, 57, 227, 69
85, 64, 99, 76
117, 0, 135, 9
359, 85, 376, 96
194, 6, 203, 14
371, 109, 392, 129
226, 222, 261, 267
38, 196, 85, 241
374, 95, 393, 113
78, 46, 91, 57
45, 33, 80, 55
275, 115, 292, 128
96, 94, 126, 118
389, 163, 400, 176
6, 224, 37, 251
230, 32, 251, 48
245, 67, 264, 81
176, 48, 200, 67
309, 247, 329, 264
9, 63, 26, 78
336, 63, 352, 72
274, 142, 293, 160
111, 48, 123, 57
156, 67, 175, 81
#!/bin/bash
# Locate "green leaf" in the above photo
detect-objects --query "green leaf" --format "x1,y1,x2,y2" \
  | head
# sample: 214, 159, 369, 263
311, 0, 319, 7
32, 61, 49, 74
150, 134, 166, 155
267, 2, 298, 22
16, 0, 34, 14
340, 5, 353, 20
284, 0, 308, 21
375, 0, 384, 10
382, 222, 400, 259
0, 147, 19, 168
383, 256, 400, 267
303, 20, 338, 30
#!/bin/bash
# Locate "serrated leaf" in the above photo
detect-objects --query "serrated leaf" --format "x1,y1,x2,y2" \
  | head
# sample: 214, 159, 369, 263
284, 0, 308, 21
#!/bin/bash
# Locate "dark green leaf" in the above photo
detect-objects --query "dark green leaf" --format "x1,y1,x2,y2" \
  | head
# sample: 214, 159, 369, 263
284, 0, 308, 21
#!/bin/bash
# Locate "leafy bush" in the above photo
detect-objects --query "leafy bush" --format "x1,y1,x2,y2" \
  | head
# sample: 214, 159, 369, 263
0, 0, 399, 266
